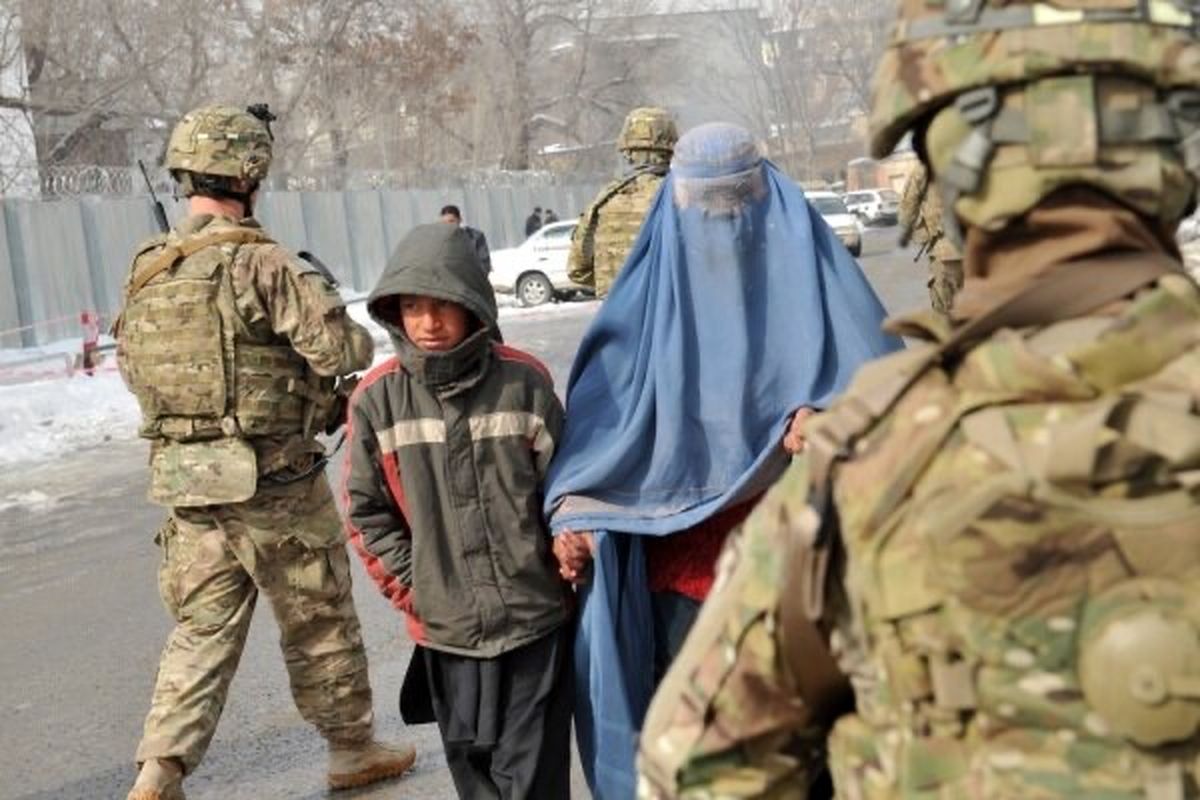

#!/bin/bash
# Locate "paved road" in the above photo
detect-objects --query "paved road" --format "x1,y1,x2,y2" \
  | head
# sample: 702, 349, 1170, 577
0, 227, 923, 800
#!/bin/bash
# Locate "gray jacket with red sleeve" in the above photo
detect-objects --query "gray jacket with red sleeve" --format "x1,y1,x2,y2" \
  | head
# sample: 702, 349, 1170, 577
342, 224, 568, 657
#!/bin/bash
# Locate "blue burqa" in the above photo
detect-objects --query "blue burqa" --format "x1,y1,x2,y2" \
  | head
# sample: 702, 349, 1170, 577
544, 123, 903, 798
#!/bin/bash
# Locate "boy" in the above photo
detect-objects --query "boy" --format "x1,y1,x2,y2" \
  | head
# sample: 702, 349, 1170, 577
343, 223, 571, 799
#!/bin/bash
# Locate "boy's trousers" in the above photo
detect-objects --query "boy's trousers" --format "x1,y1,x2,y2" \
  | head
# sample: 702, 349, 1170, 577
424, 624, 573, 799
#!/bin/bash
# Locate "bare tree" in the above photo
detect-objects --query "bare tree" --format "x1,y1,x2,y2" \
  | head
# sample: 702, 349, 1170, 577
0, 0, 478, 192
460, 0, 658, 172
713, 0, 891, 181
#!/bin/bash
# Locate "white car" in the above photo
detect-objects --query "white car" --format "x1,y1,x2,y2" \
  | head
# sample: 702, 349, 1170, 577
489, 220, 592, 306
842, 188, 900, 226
807, 191, 864, 257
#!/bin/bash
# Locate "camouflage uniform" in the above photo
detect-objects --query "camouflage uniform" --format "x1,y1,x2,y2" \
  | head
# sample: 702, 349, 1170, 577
899, 163, 963, 316
568, 107, 678, 298
116, 106, 382, 781
640, 4, 1200, 798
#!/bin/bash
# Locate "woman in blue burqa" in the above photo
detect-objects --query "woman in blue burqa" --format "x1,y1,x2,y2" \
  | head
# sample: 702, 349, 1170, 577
544, 122, 902, 798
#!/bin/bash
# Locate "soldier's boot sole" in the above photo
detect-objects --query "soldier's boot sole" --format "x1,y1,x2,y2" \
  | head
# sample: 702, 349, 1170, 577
327, 748, 417, 791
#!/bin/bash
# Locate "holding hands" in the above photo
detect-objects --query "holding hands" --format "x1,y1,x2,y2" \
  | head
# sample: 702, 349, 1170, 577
782, 407, 816, 455
552, 530, 595, 585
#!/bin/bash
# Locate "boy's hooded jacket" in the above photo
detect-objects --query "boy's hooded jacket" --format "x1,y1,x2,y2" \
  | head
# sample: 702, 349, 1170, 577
344, 224, 567, 657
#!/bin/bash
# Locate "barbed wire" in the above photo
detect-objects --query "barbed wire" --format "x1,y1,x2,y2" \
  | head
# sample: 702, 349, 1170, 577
0, 163, 614, 198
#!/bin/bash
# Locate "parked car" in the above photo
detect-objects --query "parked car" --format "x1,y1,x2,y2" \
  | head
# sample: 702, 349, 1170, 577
842, 188, 900, 226
807, 191, 863, 257
489, 220, 592, 306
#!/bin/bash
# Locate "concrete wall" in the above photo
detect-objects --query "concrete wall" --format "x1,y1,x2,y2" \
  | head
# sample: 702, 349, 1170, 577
0, 181, 602, 347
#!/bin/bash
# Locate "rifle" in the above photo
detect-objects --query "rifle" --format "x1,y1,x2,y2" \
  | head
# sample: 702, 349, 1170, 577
297, 250, 340, 288
138, 160, 170, 234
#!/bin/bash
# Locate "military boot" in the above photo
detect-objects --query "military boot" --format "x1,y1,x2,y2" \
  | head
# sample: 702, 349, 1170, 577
126, 758, 185, 800
327, 739, 416, 790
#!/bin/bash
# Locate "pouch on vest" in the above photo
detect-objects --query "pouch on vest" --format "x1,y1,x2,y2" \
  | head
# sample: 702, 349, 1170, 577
149, 438, 257, 507
121, 249, 227, 424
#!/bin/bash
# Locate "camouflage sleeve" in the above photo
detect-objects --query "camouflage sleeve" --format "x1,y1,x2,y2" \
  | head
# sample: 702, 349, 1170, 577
249, 244, 374, 376
637, 460, 848, 799
567, 210, 596, 289
898, 164, 929, 247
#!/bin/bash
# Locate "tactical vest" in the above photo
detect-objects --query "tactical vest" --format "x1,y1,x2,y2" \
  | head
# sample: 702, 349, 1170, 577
117, 225, 312, 446
802, 260, 1200, 798
576, 169, 665, 297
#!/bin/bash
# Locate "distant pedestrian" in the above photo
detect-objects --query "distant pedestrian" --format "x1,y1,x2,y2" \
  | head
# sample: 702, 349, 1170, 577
346, 223, 572, 799
525, 206, 543, 237
440, 204, 491, 273
543, 208, 559, 225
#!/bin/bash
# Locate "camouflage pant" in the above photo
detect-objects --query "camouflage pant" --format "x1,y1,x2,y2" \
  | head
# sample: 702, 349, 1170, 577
927, 257, 964, 316
135, 474, 374, 773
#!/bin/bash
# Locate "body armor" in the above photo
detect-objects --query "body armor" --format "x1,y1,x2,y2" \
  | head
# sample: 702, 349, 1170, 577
804, 261, 1200, 798
569, 168, 667, 297
117, 222, 326, 505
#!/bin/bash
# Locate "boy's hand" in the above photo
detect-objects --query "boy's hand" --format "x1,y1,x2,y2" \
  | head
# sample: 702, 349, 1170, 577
553, 530, 595, 584
782, 407, 816, 455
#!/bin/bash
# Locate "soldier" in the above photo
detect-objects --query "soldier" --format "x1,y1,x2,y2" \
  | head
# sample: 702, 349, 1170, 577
568, 106, 678, 298
115, 104, 415, 800
898, 162, 964, 315
639, 3, 1200, 798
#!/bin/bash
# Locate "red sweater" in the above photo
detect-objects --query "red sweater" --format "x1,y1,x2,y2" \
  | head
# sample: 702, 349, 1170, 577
643, 498, 761, 602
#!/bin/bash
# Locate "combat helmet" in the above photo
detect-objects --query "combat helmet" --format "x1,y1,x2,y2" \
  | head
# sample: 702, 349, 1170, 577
165, 104, 274, 198
618, 107, 679, 156
869, 1, 1200, 234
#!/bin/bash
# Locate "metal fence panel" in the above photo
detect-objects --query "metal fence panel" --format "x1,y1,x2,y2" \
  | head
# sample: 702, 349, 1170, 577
409, 189, 452, 233
379, 191, 422, 254
10, 199, 93, 344
300, 192, 355, 288
256, 193, 308, 255
2, 180, 607, 345
80, 197, 164, 321
343, 191, 390, 292
0, 207, 21, 349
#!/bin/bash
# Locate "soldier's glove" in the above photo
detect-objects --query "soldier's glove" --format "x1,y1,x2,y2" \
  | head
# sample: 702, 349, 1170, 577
323, 374, 360, 436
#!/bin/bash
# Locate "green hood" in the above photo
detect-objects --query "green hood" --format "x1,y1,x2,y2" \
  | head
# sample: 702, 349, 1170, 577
368, 223, 500, 343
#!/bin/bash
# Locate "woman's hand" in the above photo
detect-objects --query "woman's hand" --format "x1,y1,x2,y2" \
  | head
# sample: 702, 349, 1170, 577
552, 530, 596, 584
782, 407, 816, 455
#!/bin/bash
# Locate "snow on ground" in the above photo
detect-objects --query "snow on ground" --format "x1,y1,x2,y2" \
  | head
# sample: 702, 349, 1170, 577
0, 368, 139, 468
0, 296, 594, 473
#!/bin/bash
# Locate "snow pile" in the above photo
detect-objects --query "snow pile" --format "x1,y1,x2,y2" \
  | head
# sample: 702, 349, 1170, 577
0, 370, 139, 467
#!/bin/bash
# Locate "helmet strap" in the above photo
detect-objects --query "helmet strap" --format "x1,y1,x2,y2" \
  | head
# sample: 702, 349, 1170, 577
938, 87, 1001, 248
175, 171, 257, 217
